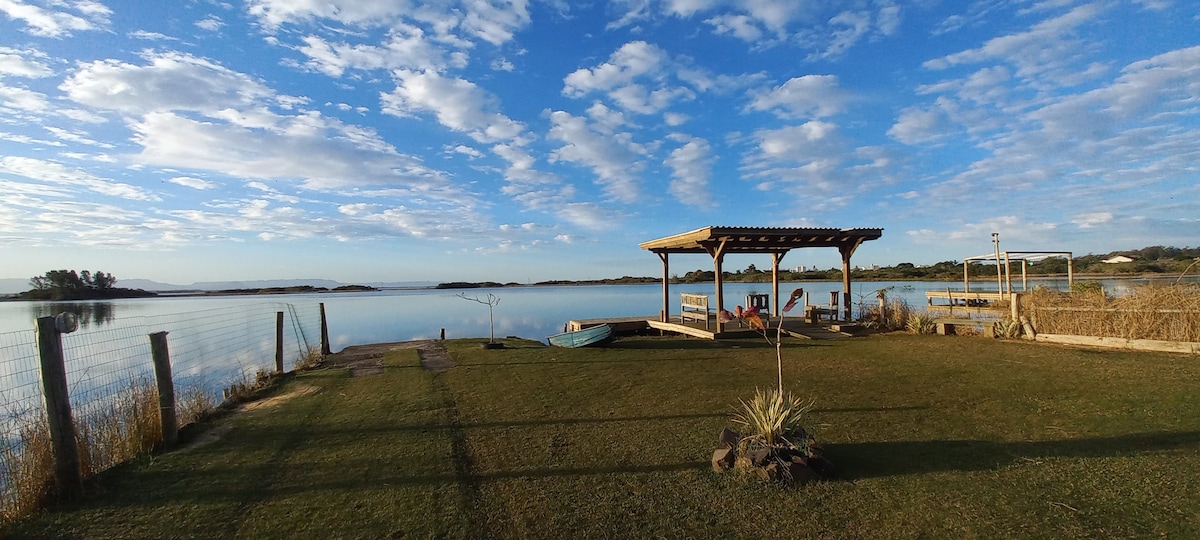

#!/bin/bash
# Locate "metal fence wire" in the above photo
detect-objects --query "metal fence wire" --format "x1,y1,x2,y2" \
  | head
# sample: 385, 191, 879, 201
0, 302, 322, 519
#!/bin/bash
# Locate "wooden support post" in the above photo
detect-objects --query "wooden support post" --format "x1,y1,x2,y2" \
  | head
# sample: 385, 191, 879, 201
714, 252, 725, 333
275, 311, 284, 373
964, 260, 970, 294
149, 331, 178, 448
658, 252, 670, 323
1010, 293, 1021, 322
319, 303, 331, 356
771, 252, 786, 318
1067, 252, 1074, 288
1003, 252, 1013, 299
35, 316, 82, 498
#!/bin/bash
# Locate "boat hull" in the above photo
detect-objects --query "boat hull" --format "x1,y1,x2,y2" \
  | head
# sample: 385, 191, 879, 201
547, 324, 613, 348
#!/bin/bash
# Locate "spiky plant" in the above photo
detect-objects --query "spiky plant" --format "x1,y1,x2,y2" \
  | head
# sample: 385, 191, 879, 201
994, 318, 1022, 339
732, 388, 814, 449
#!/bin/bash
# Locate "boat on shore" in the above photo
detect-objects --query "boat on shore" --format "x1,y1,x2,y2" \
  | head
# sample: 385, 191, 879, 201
547, 324, 613, 348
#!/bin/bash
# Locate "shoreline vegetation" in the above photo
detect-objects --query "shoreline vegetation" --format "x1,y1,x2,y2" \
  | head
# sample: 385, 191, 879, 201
6, 245, 1198, 300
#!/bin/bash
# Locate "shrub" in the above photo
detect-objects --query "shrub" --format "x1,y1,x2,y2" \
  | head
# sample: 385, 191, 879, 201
906, 313, 936, 334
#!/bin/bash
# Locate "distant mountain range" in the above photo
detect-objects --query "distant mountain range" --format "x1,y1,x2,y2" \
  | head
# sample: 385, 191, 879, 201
0, 278, 437, 295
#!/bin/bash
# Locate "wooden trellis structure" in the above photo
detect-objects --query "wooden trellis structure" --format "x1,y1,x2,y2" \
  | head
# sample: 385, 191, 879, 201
640, 226, 884, 333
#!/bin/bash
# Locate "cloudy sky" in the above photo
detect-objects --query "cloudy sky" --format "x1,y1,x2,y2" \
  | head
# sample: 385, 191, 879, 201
0, 0, 1196, 285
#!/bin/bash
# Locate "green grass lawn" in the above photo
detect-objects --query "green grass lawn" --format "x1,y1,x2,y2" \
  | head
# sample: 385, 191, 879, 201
6, 334, 1200, 539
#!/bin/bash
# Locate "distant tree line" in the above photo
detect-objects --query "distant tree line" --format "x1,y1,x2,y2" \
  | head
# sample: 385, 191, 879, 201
671, 245, 1200, 284
20, 269, 155, 301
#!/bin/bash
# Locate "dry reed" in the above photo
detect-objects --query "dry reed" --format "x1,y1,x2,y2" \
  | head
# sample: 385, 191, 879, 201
0, 410, 54, 525
1, 377, 174, 525
1023, 283, 1200, 342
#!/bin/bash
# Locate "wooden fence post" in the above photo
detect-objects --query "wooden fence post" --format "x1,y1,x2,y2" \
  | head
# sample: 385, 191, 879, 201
319, 303, 331, 356
148, 331, 178, 448
275, 311, 284, 373
35, 316, 83, 498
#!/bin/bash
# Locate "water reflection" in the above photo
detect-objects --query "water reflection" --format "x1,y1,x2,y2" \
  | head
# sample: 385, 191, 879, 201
27, 302, 116, 329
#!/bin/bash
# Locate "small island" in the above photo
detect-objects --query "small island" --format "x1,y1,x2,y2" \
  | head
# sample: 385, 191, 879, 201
14, 270, 156, 301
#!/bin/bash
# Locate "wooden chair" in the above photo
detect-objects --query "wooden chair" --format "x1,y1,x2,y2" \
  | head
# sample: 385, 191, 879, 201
745, 294, 770, 325
680, 293, 711, 329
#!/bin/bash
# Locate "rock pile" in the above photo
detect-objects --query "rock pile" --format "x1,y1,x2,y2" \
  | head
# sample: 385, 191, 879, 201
711, 427, 834, 484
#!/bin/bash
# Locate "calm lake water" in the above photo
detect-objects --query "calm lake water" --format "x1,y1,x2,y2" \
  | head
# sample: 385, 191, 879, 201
2, 277, 1189, 349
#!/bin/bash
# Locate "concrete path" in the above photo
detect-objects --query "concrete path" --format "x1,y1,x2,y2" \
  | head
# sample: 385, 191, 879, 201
325, 339, 454, 372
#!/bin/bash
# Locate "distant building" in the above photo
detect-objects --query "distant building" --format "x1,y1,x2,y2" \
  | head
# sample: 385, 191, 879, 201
1102, 255, 1135, 264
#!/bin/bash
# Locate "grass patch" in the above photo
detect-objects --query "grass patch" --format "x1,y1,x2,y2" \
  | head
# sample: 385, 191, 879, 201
6, 335, 1200, 538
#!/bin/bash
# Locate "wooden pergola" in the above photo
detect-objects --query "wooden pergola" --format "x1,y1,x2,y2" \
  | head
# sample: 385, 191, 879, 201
640, 226, 884, 333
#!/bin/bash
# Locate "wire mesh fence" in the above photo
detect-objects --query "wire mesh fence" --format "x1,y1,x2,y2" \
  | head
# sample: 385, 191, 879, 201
0, 301, 323, 523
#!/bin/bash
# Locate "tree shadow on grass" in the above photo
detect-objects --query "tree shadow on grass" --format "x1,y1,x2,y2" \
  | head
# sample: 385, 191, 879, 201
825, 430, 1200, 480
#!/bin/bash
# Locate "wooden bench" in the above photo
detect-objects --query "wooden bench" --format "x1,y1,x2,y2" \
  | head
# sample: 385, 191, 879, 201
934, 318, 994, 337
680, 293, 711, 329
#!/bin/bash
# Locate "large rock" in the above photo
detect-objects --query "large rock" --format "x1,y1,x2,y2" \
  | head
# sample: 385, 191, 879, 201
711, 447, 736, 472
756, 462, 782, 482
718, 428, 740, 449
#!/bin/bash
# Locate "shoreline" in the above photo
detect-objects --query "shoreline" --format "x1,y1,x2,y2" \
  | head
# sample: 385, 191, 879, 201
1, 273, 1193, 302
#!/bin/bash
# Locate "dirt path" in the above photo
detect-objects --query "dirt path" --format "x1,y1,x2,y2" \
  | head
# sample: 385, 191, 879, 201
324, 339, 454, 372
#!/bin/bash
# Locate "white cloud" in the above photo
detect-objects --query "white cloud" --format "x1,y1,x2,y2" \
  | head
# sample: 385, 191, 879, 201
0, 156, 158, 201
246, 0, 530, 46
547, 110, 646, 203
168, 176, 217, 190
1073, 212, 1113, 228
130, 111, 456, 194
296, 27, 466, 77
62, 52, 277, 116
127, 30, 177, 41
381, 69, 524, 143
664, 134, 714, 208
888, 107, 950, 145
705, 14, 763, 41
922, 3, 1103, 84
0, 46, 53, 78
0, 0, 110, 37
195, 15, 224, 32
555, 202, 620, 230
43, 126, 114, 148
564, 41, 668, 96
747, 74, 849, 119
563, 41, 694, 114
0, 82, 50, 112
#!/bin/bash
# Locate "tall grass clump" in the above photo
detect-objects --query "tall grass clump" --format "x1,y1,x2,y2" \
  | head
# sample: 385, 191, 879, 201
175, 383, 219, 427
858, 289, 916, 331
0, 410, 54, 525
75, 377, 162, 477
1, 378, 172, 525
1025, 283, 1200, 341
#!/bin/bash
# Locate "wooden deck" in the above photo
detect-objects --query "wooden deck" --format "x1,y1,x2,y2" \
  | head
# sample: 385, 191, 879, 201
566, 314, 859, 341
566, 316, 655, 333
645, 316, 856, 340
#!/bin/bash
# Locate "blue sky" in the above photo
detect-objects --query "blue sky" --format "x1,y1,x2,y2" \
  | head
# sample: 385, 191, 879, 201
0, 0, 1197, 285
